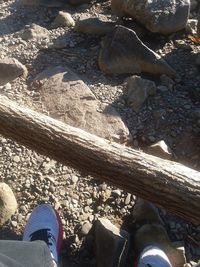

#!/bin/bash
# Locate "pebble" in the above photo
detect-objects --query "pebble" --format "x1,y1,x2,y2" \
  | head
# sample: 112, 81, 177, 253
60, 190, 65, 196
125, 193, 131, 205
49, 185, 55, 193
89, 215, 94, 222
174, 40, 192, 50
61, 218, 66, 226
13, 155, 20, 163
148, 135, 156, 142
17, 213, 23, 223
115, 198, 121, 205
112, 189, 121, 197
86, 199, 93, 206
81, 222, 92, 236
99, 183, 107, 191
11, 220, 17, 227
4, 83, 12, 90
84, 206, 90, 213
71, 175, 79, 184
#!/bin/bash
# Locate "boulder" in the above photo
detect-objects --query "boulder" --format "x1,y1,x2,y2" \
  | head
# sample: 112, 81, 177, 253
75, 17, 115, 35
0, 58, 27, 86
148, 140, 172, 160
111, 0, 190, 34
95, 218, 129, 267
125, 75, 156, 112
33, 66, 131, 143
0, 183, 17, 225
99, 26, 176, 76
17, 24, 49, 41
52, 11, 75, 28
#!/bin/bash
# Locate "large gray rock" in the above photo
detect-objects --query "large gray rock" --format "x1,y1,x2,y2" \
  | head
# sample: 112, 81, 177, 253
0, 183, 17, 225
0, 58, 27, 86
95, 218, 129, 267
111, 0, 190, 34
99, 26, 176, 76
33, 66, 130, 143
125, 75, 156, 112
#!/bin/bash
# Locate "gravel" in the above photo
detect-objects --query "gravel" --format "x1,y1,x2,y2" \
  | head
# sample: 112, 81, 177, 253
0, 0, 200, 266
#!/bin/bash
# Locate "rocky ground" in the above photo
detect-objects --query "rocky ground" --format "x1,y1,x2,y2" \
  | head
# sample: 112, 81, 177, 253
0, 0, 200, 266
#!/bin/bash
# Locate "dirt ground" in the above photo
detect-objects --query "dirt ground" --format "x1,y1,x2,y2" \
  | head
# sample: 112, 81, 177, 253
0, 0, 200, 266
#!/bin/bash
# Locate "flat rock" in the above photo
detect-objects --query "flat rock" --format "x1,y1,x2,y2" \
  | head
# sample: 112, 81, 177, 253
95, 218, 129, 267
75, 17, 115, 35
111, 0, 190, 34
0, 183, 18, 225
33, 66, 130, 143
99, 26, 176, 76
0, 58, 27, 86
17, 24, 49, 41
125, 75, 156, 112
52, 11, 75, 28
148, 140, 172, 160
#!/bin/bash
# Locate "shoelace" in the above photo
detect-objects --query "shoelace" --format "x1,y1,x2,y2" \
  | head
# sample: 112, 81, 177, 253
29, 229, 56, 248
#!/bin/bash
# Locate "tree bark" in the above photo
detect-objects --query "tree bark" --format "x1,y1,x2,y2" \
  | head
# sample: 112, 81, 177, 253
0, 95, 200, 224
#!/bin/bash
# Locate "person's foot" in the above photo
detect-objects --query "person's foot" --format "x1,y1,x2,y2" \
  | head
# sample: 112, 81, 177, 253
132, 199, 186, 267
23, 204, 63, 265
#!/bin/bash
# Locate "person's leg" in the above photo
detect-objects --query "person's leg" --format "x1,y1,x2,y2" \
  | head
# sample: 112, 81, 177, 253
137, 246, 172, 267
23, 204, 63, 266
0, 240, 54, 267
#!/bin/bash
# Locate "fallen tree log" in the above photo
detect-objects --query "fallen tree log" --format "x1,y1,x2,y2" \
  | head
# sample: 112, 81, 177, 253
0, 95, 199, 224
